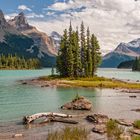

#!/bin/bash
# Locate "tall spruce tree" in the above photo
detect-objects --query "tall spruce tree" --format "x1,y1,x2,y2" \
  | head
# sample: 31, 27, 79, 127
80, 21, 87, 76
56, 29, 69, 76
91, 34, 101, 76
73, 29, 81, 77
86, 27, 92, 76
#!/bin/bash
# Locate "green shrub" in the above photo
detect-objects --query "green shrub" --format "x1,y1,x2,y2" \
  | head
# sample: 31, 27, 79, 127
134, 120, 140, 129
106, 119, 124, 140
47, 127, 88, 140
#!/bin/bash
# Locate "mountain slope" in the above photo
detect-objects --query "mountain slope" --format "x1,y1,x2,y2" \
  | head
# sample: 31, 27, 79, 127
101, 39, 140, 68
0, 10, 56, 67
8, 12, 57, 56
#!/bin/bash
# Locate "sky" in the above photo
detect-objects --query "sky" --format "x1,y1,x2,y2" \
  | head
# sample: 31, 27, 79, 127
0, 0, 140, 54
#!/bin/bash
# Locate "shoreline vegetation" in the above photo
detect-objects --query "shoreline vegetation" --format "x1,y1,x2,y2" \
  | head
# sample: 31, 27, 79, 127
0, 54, 40, 70
23, 75, 140, 90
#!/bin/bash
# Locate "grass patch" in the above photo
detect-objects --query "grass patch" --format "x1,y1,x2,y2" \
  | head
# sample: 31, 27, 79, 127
132, 135, 140, 140
39, 75, 140, 89
47, 127, 89, 140
134, 120, 140, 129
106, 119, 124, 140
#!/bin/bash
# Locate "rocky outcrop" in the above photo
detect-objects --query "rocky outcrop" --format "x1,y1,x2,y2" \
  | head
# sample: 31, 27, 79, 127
61, 96, 92, 110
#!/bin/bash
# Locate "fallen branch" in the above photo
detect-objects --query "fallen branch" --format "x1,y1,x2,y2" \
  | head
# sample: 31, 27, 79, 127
23, 112, 75, 124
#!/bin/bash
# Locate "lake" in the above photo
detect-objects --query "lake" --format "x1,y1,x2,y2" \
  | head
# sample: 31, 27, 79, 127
0, 68, 140, 139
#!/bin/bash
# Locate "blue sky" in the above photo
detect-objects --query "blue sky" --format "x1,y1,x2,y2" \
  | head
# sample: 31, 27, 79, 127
0, 0, 140, 54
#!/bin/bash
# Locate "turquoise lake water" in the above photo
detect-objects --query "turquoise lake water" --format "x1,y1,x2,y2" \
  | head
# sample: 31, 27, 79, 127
0, 68, 139, 139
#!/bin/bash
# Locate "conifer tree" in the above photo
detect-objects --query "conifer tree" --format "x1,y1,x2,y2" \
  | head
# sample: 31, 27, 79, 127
91, 34, 101, 76
86, 27, 92, 76
56, 29, 69, 76
80, 21, 87, 76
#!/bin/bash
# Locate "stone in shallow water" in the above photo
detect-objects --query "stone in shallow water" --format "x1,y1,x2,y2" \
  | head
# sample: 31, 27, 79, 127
92, 124, 106, 134
61, 96, 92, 110
13, 133, 23, 137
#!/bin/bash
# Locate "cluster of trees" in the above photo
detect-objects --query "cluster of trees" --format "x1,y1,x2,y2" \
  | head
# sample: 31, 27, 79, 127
0, 54, 40, 69
132, 57, 140, 71
56, 22, 101, 77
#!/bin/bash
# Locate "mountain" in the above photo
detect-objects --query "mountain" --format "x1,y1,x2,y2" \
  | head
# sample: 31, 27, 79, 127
50, 31, 61, 52
101, 38, 140, 68
117, 60, 134, 69
0, 10, 20, 42
8, 12, 57, 56
0, 10, 57, 67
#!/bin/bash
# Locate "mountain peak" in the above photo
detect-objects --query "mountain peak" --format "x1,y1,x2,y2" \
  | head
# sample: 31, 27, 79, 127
8, 12, 33, 31
19, 12, 25, 17
0, 9, 7, 28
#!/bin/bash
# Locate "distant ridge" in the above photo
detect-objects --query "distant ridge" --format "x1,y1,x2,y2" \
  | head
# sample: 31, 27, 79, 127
101, 38, 140, 68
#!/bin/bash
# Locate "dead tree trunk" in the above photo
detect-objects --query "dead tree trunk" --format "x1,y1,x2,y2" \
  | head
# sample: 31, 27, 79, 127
23, 112, 75, 124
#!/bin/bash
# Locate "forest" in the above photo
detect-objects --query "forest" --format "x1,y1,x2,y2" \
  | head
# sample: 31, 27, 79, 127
132, 57, 140, 71
56, 22, 101, 77
0, 54, 40, 69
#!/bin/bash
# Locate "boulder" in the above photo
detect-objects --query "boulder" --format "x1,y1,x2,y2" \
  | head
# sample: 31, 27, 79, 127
92, 124, 106, 134
116, 119, 133, 127
61, 96, 92, 110
86, 114, 109, 124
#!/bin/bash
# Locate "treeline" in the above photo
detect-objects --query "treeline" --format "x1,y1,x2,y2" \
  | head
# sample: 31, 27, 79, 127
0, 54, 40, 69
56, 22, 101, 77
132, 57, 140, 71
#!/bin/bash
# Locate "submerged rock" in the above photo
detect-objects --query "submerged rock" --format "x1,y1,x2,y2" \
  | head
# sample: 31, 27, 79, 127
131, 109, 140, 112
116, 119, 133, 127
92, 124, 106, 134
61, 96, 92, 110
86, 114, 109, 124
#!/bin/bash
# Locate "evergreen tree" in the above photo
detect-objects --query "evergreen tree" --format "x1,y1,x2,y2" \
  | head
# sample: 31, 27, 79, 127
132, 57, 140, 71
86, 27, 92, 76
80, 21, 87, 76
91, 34, 101, 76
56, 22, 101, 77
56, 29, 69, 76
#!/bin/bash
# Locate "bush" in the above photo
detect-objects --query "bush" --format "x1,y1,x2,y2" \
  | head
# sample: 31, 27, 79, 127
106, 119, 124, 140
47, 127, 88, 140
134, 120, 140, 129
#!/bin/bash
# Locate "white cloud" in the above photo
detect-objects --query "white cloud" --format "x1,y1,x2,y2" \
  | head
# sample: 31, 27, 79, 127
18, 5, 32, 11
25, 0, 140, 54
5, 13, 18, 20
26, 13, 44, 18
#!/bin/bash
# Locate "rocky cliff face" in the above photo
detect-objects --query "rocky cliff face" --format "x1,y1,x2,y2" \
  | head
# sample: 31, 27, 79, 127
0, 10, 56, 67
8, 12, 57, 56
0, 10, 19, 42
101, 39, 140, 68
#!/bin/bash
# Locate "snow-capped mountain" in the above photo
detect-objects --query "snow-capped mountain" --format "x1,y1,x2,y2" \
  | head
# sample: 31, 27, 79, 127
101, 38, 140, 68
50, 31, 61, 52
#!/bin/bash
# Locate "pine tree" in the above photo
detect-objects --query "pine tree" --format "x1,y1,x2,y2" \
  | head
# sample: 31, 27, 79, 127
91, 34, 101, 76
56, 29, 69, 76
86, 27, 92, 76
80, 21, 87, 76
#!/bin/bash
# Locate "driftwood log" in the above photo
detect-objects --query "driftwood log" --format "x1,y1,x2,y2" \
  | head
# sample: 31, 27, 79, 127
23, 112, 77, 124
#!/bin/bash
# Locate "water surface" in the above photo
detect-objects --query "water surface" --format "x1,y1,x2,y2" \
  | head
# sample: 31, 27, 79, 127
0, 68, 139, 139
